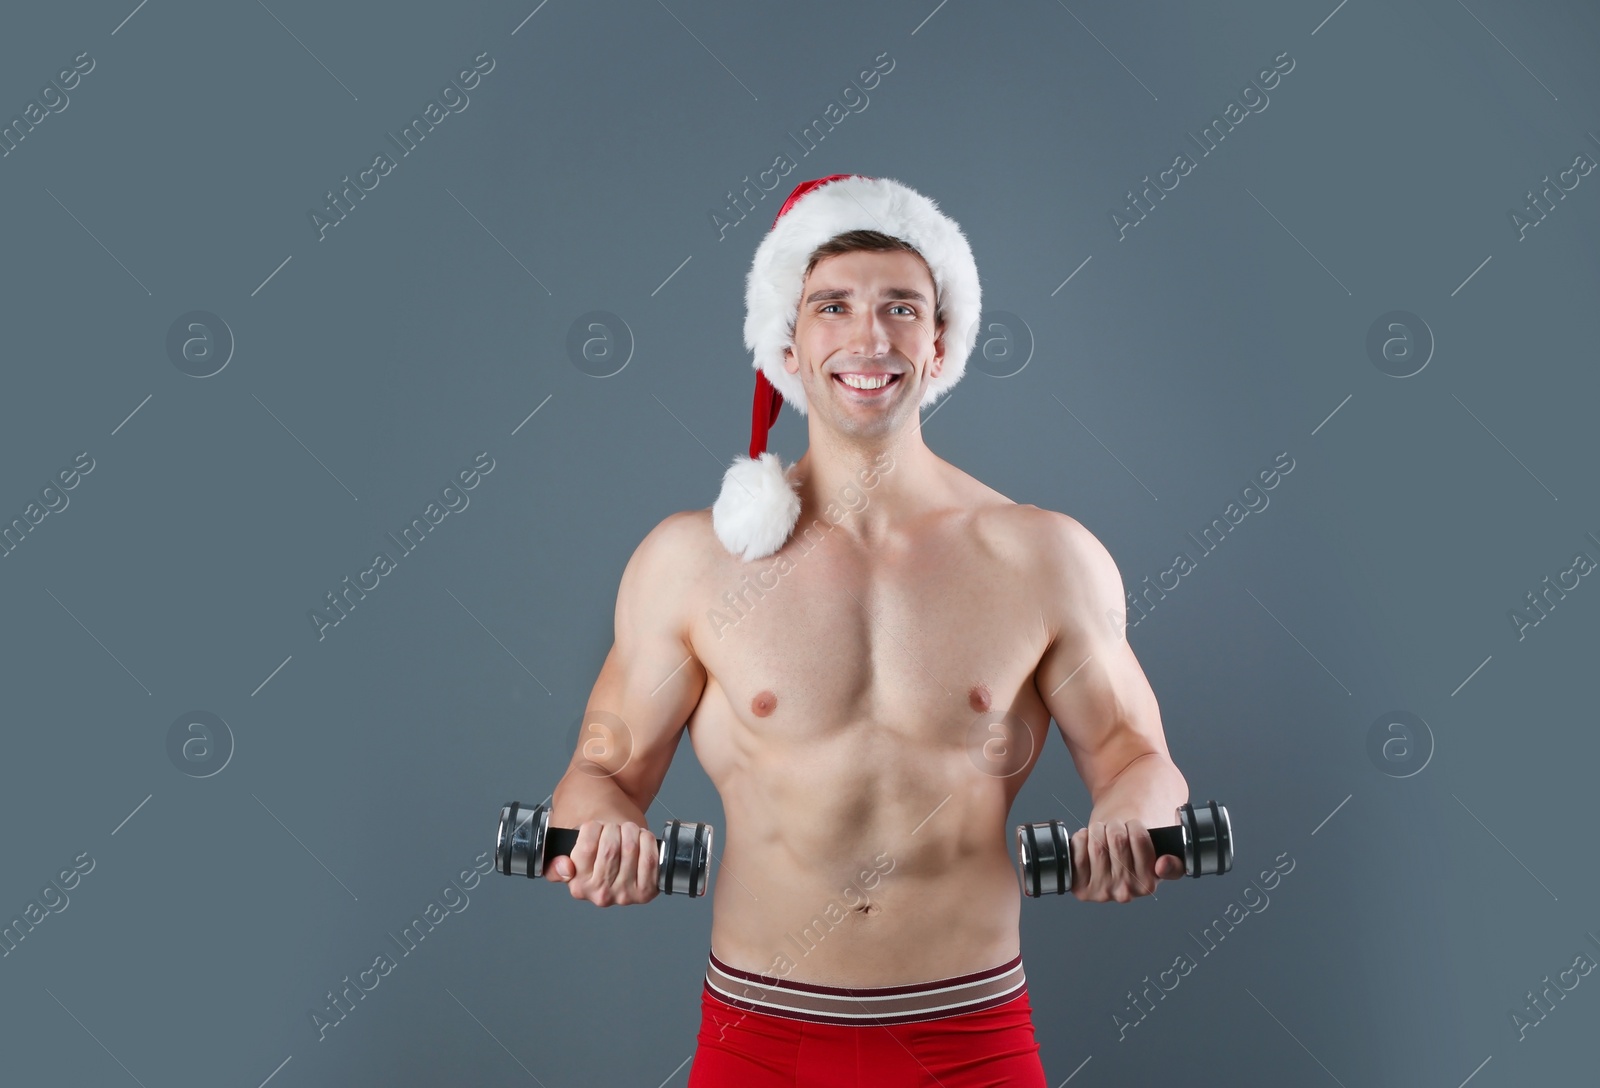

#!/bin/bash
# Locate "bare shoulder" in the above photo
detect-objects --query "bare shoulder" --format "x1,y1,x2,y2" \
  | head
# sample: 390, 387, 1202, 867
941, 463, 1105, 570
971, 500, 1094, 559
974, 502, 1124, 604
630, 507, 718, 569
616, 508, 720, 634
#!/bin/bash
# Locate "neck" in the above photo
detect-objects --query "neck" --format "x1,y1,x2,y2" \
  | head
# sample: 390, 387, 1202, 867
790, 416, 949, 544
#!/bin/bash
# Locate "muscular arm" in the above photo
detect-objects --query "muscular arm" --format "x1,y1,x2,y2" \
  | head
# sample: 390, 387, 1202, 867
550, 510, 708, 830
1030, 511, 1188, 831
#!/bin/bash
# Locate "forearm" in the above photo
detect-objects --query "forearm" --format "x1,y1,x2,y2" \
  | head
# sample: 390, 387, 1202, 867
550, 769, 649, 829
1087, 752, 1189, 829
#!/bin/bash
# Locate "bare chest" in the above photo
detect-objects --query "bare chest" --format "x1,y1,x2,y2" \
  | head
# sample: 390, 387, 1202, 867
685, 521, 1050, 763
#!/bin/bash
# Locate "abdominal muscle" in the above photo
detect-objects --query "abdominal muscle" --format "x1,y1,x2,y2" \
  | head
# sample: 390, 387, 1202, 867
688, 694, 1044, 987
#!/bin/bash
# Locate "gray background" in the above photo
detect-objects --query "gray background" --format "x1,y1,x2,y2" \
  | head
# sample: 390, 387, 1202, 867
2, 1, 1597, 1085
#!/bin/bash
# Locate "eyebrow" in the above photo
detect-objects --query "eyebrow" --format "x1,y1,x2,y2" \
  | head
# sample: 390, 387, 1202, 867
804, 287, 930, 304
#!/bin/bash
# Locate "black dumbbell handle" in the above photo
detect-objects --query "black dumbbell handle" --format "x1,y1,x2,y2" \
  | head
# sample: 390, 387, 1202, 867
495, 801, 714, 896
1148, 824, 1186, 861
542, 825, 581, 865
1018, 820, 1186, 897
542, 823, 685, 874
1017, 800, 1231, 896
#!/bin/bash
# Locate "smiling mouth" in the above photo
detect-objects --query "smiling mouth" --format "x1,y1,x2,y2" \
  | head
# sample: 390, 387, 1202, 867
833, 373, 903, 395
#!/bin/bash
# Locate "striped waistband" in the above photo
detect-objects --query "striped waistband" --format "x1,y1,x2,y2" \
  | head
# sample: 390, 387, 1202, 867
703, 950, 1026, 1026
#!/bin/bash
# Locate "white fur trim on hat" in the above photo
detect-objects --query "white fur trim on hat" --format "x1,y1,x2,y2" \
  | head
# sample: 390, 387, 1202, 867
743, 175, 982, 417
711, 451, 802, 563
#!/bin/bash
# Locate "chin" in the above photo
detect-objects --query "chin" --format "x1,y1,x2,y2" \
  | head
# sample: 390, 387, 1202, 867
832, 407, 911, 440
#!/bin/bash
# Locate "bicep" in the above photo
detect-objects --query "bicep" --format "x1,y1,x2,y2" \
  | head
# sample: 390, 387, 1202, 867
568, 515, 706, 808
1031, 517, 1169, 797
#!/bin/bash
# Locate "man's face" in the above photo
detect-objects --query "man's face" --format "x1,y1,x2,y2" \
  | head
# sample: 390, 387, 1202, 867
783, 247, 945, 442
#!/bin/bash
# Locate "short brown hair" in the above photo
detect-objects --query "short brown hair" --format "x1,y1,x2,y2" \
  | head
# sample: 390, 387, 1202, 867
803, 230, 943, 326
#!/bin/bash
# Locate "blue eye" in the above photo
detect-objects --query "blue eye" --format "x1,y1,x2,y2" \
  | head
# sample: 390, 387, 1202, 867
819, 303, 916, 315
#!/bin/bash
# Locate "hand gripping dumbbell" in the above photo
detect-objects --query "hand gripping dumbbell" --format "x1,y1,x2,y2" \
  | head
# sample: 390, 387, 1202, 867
493, 800, 715, 897
1015, 799, 1232, 897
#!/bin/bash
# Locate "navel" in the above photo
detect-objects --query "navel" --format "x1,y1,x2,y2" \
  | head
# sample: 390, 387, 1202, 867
751, 689, 778, 718
968, 683, 992, 713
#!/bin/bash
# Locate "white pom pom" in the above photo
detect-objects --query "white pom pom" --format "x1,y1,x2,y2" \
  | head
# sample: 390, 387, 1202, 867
712, 451, 801, 562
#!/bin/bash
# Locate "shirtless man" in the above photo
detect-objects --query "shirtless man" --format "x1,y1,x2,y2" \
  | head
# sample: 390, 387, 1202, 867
545, 176, 1191, 1086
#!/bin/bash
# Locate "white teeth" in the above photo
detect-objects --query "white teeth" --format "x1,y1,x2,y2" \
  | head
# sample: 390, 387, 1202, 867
838, 374, 893, 390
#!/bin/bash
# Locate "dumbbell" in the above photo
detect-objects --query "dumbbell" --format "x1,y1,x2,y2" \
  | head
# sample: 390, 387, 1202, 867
493, 800, 714, 897
1015, 799, 1232, 897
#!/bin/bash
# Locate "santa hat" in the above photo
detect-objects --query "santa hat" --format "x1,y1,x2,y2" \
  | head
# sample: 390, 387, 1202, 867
711, 174, 982, 561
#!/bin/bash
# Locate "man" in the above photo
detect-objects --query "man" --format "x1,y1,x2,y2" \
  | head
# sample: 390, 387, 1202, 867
546, 175, 1190, 1086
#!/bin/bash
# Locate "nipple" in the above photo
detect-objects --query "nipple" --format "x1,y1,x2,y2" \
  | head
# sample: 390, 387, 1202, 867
751, 689, 778, 717
967, 683, 992, 713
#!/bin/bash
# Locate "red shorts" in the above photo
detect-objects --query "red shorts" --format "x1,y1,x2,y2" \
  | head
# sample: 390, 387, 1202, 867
687, 951, 1047, 1087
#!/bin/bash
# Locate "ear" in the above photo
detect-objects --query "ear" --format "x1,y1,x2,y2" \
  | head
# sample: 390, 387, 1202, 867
929, 323, 946, 378
783, 343, 799, 374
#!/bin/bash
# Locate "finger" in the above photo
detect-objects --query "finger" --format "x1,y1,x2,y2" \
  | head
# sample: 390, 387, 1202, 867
1088, 822, 1110, 900
1124, 818, 1157, 897
1069, 828, 1089, 897
566, 821, 598, 894
594, 822, 621, 893
613, 822, 640, 900
1105, 822, 1133, 902
636, 827, 658, 898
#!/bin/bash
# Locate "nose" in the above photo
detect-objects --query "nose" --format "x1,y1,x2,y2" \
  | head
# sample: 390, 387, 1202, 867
842, 305, 893, 360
